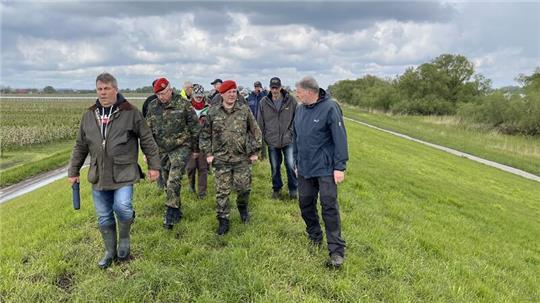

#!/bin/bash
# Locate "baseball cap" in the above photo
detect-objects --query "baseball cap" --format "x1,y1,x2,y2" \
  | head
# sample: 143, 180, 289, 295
269, 77, 281, 88
210, 78, 223, 85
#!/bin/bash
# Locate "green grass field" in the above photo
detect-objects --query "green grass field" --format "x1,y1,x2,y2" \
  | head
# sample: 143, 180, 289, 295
0, 140, 73, 187
1, 121, 538, 302
342, 104, 540, 176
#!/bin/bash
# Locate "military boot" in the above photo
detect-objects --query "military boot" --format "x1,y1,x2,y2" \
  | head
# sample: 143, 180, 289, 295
98, 224, 117, 269
238, 204, 250, 224
216, 218, 229, 235
117, 217, 133, 260
163, 206, 181, 230
237, 192, 250, 224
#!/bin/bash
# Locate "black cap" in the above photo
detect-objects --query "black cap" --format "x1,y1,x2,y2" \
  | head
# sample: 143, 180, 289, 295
210, 78, 223, 85
269, 77, 281, 88
254, 81, 262, 87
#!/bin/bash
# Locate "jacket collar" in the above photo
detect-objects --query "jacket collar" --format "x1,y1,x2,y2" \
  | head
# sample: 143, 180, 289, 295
90, 93, 132, 111
305, 88, 329, 108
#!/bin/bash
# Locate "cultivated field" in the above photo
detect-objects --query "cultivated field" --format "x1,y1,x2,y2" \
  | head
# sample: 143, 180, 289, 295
0, 97, 145, 151
0, 97, 145, 187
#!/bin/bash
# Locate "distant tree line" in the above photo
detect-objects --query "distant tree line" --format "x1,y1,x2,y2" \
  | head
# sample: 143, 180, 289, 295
0, 86, 155, 94
328, 54, 540, 135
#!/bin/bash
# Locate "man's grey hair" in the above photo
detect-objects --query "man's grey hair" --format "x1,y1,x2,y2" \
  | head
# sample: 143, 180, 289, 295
295, 76, 319, 93
96, 72, 118, 89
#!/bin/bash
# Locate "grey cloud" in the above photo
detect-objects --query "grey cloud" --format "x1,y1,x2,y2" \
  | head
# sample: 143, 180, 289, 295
0, 1, 538, 89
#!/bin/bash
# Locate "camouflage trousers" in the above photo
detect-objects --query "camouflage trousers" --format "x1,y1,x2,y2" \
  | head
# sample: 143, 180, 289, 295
213, 161, 252, 219
160, 147, 191, 208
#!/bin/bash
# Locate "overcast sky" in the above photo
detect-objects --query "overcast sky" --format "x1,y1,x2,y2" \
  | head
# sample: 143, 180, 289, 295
1, 1, 539, 90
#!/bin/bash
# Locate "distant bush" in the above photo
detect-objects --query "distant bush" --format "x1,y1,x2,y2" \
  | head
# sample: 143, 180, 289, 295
329, 76, 400, 111
457, 91, 540, 135
392, 96, 456, 115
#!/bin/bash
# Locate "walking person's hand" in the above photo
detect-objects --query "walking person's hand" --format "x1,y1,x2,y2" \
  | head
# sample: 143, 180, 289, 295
207, 155, 214, 164
249, 154, 258, 163
147, 169, 160, 182
333, 170, 345, 184
68, 176, 80, 184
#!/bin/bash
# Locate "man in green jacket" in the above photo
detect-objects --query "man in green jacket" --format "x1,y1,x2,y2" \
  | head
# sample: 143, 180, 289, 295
146, 77, 201, 230
68, 72, 161, 269
200, 80, 262, 235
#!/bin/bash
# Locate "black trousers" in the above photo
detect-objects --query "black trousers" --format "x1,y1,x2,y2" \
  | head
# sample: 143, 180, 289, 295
298, 174, 346, 257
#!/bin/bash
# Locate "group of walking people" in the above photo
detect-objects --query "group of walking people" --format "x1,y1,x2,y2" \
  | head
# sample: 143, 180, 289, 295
68, 72, 349, 269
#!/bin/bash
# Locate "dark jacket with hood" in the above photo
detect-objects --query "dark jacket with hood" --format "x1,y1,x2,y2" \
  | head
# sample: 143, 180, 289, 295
247, 89, 268, 119
257, 89, 297, 148
293, 88, 348, 178
68, 94, 161, 190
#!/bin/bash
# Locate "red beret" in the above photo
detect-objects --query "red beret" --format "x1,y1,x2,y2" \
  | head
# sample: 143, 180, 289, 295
218, 80, 237, 94
153, 78, 169, 93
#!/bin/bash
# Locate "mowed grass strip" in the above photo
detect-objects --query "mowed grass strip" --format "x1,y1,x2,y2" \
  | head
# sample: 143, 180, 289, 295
342, 104, 540, 176
1, 121, 539, 302
0, 140, 74, 188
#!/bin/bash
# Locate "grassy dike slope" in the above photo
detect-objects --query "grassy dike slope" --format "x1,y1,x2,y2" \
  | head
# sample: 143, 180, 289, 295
342, 104, 540, 176
1, 121, 539, 302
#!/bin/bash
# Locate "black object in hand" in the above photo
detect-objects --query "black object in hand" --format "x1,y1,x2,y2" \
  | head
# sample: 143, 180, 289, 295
72, 182, 80, 210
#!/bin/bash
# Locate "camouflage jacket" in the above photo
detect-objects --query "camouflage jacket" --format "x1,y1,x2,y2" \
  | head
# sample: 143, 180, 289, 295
200, 100, 262, 163
146, 93, 200, 153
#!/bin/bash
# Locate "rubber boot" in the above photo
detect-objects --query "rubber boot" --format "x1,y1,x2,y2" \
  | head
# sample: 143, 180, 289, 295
216, 218, 230, 235
98, 224, 117, 269
117, 218, 133, 260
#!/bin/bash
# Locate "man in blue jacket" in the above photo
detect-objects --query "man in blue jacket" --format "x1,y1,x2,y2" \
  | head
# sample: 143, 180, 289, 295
247, 81, 268, 159
293, 76, 348, 268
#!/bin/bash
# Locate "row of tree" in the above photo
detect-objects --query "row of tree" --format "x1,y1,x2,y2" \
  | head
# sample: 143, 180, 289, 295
328, 54, 540, 135
0, 86, 155, 94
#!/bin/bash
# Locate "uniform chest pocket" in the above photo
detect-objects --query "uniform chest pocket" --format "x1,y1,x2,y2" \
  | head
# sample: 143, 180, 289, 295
213, 116, 228, 132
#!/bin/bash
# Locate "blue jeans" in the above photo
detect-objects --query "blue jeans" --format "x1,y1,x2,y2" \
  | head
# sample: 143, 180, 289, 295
93, 185, 134, 227
268, 144, 298, 193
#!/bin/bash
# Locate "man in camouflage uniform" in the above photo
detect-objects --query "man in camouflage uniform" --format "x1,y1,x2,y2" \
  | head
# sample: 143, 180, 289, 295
200, 80, 262, 235
146, 77, 201, 229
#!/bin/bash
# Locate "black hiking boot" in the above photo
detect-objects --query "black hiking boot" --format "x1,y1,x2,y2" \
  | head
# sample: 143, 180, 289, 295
237, 204, 250, 224
237, 192, 250, 224
326, 253, 344, 268
163, 206, 181, 230
289, 190, 298, 200
216, 218, 230, 235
